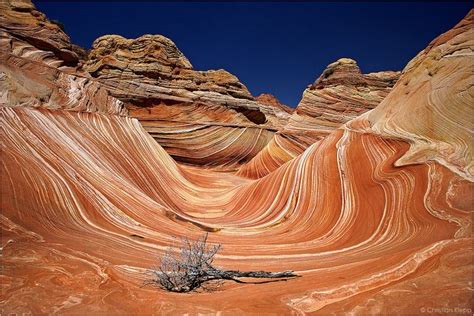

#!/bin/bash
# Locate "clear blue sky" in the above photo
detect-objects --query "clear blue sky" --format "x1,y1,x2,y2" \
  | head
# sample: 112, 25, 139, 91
35, 1, 472, 107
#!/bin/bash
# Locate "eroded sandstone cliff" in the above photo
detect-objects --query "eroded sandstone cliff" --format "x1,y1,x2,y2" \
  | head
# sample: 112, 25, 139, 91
238, 58, 400, 178
1, 1, 472, 314
0, 0, 125, 115
83, 34, 291, 169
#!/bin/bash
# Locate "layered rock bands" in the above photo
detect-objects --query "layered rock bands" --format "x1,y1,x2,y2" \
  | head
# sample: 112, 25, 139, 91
1, 1, 473, 314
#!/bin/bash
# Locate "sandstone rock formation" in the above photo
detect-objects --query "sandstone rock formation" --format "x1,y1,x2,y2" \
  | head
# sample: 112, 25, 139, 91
0, 0, 125, 115
361, 21, 474, 180
237, 58, 400, 178
0, 0, 81, 67
1, 1, 473, 314
255, 93, 294, 114
83, 34, 291, 169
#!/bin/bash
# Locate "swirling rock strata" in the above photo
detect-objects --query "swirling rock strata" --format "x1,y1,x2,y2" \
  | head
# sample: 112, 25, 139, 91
1, 108, 471, 314
359, 12, 474, 180
238, 58, 400, 178
1, 3, 473, 315
84, 35, 291, 168
0, 0, 82, 67
0, 0, 125, 115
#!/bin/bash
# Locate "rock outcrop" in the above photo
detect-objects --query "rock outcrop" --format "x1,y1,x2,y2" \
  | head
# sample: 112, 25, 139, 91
1, 1, 472, 315
360, 17, 474, 180
0, 0, 80, 67
0, 0, 126, 115
83, 35, 291, 169
255, 93, 294, 114
1, 0, 292, 170
237, 58, 400, 178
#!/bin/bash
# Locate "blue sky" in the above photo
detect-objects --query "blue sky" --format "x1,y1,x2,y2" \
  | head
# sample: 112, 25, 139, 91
36, 2, 472, 107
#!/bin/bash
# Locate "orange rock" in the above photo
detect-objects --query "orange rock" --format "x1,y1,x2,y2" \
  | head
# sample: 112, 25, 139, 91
0, 0, 80, 66
361, 9, 474, 180
1, 2, 472, 314
238, 58, 400, 178
256, 93, 294, 114
83, 34, 291, 169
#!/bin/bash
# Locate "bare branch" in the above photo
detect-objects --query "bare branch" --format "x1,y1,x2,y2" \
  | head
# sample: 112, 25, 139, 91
146, 233, 298, 293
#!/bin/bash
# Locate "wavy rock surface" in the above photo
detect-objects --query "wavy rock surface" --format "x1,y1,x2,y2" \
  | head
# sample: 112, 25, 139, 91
360, 15, 474, 180
0, 0, 125, 115
0, 0, 82, 66
1, 2, 473, 315
83, 35, 291, 169
238, 58, 400, 178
